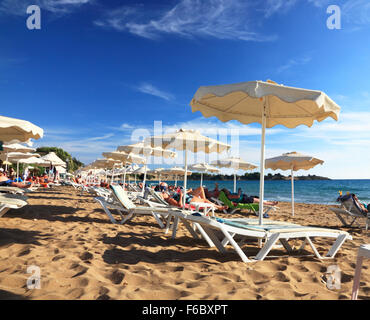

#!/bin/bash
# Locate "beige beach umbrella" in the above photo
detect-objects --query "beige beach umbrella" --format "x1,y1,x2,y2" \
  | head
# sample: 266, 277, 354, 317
102, 151, 146, 185
1, 143, 36, 171
90, 158, 122, 183
41, 152, 66, 167
189, 163, 220, 187
190, 80, 340, 225
117, 142, 176, 194
0, 115, 43, 143
162, 166, 193, 187
211, 157, 258, 193
265, 152, 324, 216
5, 152, 41, 180
145, 129, 230, 207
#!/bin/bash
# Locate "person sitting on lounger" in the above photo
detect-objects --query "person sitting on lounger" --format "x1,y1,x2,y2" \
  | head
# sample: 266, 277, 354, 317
221, 188, 278, 206
161, 186, 228, 211
0, 171, 34, 189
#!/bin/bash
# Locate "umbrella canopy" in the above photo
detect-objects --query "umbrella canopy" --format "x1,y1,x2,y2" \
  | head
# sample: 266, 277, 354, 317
19, 156, 50, 166
102, 151, 146, 165
145, 129, 230, 207
4, 152, 40, 161
102, 151, 146, 185
162, 167, 193, 188
1, 143, 36, 153
132, 166, 147, 175
41, 152, 66, 167
265, 152, 324, 216
91, 158, 122, 169
189, 162, 220, 187
190, 80, 340, 224
117, 142, 176, 158
265, 152, 324, 171
211, 157, 258, 192
117, 142, 176, 193
0, 115, 44, 143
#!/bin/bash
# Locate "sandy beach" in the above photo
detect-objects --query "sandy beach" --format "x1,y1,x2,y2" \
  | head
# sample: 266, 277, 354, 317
0, 185, 369, 300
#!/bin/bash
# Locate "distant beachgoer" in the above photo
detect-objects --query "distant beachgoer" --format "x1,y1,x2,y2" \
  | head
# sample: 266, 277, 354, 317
0, 171, 34, 189
222, 188, 278, 206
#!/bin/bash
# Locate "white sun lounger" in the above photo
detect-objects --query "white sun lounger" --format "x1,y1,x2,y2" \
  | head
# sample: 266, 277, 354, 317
168, 212, 352, 262
329, 194, 370, 230
95, 185, 179, 228
0, 193, 28, 217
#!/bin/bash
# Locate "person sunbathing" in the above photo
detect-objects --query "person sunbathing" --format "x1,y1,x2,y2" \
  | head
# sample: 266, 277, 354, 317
222, 188, 278, 206
204, 183, 220, 199
353, 194, 369, 213
0, 172, 34, 189
161, 187, 228, 211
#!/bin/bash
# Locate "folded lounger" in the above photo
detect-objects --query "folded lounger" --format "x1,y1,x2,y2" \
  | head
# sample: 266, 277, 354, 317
329, 193, 370, 230
169, 212, 352, 263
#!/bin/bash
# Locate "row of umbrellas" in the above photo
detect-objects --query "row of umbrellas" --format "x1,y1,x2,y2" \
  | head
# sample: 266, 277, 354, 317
80, 79, 340, 224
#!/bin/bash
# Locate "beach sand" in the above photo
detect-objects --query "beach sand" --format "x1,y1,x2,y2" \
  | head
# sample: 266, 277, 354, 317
0, 186, 369, 300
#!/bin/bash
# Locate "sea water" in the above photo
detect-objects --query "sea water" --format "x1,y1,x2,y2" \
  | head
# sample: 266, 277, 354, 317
147, 179, 370, 205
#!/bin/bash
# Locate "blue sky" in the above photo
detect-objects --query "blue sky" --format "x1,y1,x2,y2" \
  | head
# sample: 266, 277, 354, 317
1, 0, 370, 178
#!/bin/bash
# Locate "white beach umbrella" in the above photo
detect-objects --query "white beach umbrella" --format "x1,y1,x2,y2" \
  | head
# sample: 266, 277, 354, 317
0, 115, 43, 143
211, 157, 258, 193
265, 151, 324, 216
189, 163, 220, 187
162, 167, 193, 187
41, 152, 66, 167
102, 151, 146, 185
145, 129, 230, 207
190, 80, 340, 225
5, 152, 41, 180
90, 158, 122, 184
117, 142, 176, 194
1, 143, 36, 171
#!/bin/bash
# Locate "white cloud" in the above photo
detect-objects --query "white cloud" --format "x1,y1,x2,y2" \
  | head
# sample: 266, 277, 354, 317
135, 83, 174, 101
94, 0, 277, 42
277, 55, 312, 73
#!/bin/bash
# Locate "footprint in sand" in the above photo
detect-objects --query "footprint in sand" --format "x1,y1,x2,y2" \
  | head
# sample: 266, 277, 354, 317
108, 270, 125, 285
79, 251, 93, 261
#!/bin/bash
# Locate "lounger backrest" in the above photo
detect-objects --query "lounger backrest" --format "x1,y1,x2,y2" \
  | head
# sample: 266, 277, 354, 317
110, 185, 136, 210
148, 188, 169, 206
339, 194, 366, 216
218, 191, 234, 208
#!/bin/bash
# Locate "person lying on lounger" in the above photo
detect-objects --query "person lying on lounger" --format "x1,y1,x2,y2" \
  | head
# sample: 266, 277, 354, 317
203, 183, 220, 199
221, 188, 278, 206
0, 171, 34, 189
161, 186, 228, 211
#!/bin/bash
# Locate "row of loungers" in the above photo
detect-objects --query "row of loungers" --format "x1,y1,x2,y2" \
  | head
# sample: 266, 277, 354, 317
91, 184, 353, 263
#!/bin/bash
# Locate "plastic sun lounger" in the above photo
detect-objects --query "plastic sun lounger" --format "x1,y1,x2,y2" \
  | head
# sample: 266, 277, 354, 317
329, 194, 370, 231
169, 212, 352, 263
0, 186, 26, 194
95, 185, 177, 228
215, 191, 277, 217
0, 194, 28, 217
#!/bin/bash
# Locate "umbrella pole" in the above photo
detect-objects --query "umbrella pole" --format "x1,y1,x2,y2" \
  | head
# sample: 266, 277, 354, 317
142, 163, 147, 195
258, 101, 267, 226
5, 153, 8, 171
183, 151, 188, 208
291, 167, 295, 217
16, 160, 19, 181
234, 173, 237, 193
123, 165, 127, 186
200, 172, 203, 187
